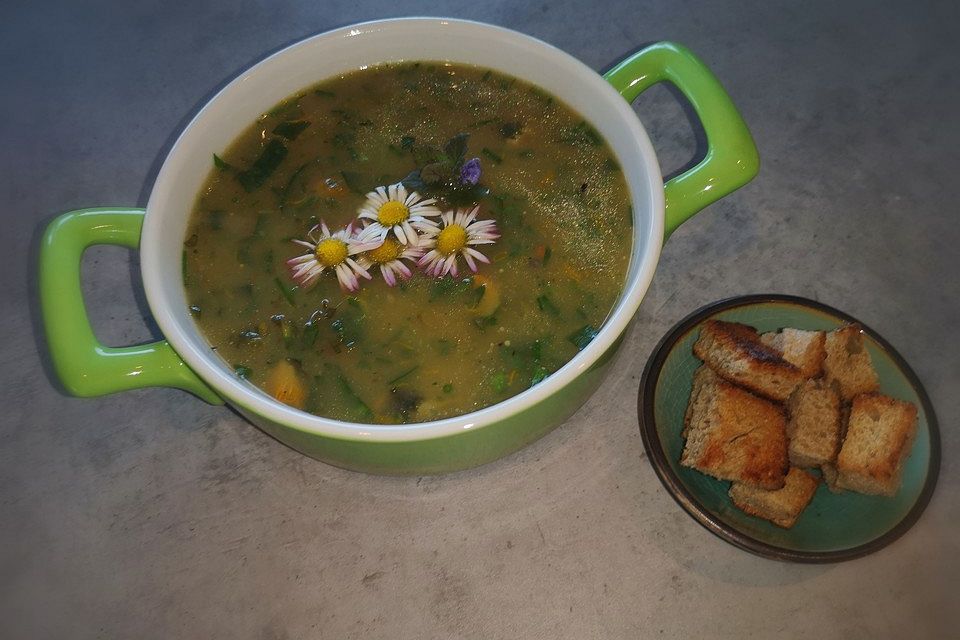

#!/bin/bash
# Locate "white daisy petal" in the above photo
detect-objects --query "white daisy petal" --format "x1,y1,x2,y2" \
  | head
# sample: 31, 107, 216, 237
345, 257, 372, 280
291, 240, 315, 251
381, 264, 396, 287
287, 219, 376, 292
463, 251, 477, 272
401, 221, 418, 247
287, 252, 314, 265
416, 207, 499, 279
291, 260, 318, 278
465, 247, 490, 264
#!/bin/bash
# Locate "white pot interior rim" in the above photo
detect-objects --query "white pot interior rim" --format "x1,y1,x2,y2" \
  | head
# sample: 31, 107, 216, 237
142, 17, 665, 442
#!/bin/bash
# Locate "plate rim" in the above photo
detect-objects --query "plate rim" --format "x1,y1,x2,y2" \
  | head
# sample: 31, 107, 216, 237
637, 294, 942, 563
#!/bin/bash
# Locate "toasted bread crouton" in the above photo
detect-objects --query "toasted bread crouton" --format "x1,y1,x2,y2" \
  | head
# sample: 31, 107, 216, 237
681, 375, 788, 490
730, 467, 819, 528
760, 328, 826, 378
683, 365, 720, 439
693, 320, 805, 401
823, 325, 879, 401
835, 394, 918, 496
821, 403, 852, 493
786, 379, 842, 469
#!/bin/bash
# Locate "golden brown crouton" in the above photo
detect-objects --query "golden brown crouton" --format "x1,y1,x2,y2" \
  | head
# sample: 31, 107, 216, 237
730, 467, 820, 528
823, 324, 879, 401
693, 320, 805, 401
683, 365, 720, 439
836, 393, 918, 496
786, 379, 842, 469
681, 374, 789, 490
760, 328, 826, 378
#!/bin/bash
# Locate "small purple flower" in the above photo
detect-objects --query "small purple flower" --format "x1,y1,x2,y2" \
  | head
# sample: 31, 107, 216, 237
459, 157, 482, 186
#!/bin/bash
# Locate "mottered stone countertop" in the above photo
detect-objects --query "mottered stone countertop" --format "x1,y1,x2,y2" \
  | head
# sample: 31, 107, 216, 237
2, 1, 957, 637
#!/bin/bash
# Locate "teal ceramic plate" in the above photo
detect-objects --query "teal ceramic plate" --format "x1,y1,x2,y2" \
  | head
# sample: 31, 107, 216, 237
638, 295, 940, 562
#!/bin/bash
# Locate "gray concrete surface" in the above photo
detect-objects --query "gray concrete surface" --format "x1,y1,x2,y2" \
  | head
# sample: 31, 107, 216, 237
2, 1, 958, 638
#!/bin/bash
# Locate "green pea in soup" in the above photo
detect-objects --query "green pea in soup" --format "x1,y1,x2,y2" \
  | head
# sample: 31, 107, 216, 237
183, 62, 632, 423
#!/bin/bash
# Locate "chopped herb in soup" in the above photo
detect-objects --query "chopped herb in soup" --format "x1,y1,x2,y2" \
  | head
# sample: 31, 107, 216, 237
183, 62, 632, 423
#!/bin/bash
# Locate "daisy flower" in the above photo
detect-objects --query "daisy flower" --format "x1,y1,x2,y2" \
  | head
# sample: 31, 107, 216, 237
286, 221, 377, 292
417, 206, 499, 278
356, 236, 425, 287
357, 183, 440, 246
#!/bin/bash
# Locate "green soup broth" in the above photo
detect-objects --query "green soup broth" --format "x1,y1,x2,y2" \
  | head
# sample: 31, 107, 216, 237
183, 61, 632, 423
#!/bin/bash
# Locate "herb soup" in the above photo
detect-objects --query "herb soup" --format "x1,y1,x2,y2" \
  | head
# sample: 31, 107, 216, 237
184, 62, 632, 423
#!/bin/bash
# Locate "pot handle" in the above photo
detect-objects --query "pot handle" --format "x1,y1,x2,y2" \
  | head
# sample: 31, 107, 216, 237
39, 207, 222, 403
604, 42, 759, 238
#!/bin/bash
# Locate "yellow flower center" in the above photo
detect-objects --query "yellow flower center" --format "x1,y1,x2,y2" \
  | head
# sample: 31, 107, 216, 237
366, 237, 403, 264
314, 238, 348, 267
377, 201, 409, 226
436, 224, 468, 256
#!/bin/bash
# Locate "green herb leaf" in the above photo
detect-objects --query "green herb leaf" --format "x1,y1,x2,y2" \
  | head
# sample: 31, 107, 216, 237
536, 294, 560, 316
326, 364, 374, 421
429, 276, 473, 301
234, 365, 253, 379
261, 248, 275, 275
330, 298, 365, 348
530, 340, 543, 363
272, 120, 311, 141
472, 315, 498, 331
237, 139, 288, 192
420, 162, 448, 185
442, 383, 453, 393
236, 242, 253, 265
443, 184, 490, 207
252, 212, 269, 237
279, 320, 297, 349
500, 122, 523, 139
443, 132, 470, 164
213, 153, 233, 170
412, 144, 443, 167
531, 366, 550, 386
400, 135, 416, 149
339, 170, 366, 194
568, 324, 599, 350
182, 251, 190, 286
470, 117, 498, 128
274, 277, 296, 306
470, 284, 487, 309
490, 371, 508, 393
208, 210, 224, 230
559, 121, 602, 147
388, 365, 420, 385
481, 148, 502, 164
302, 321, 318, 347
400, 169, 426, 192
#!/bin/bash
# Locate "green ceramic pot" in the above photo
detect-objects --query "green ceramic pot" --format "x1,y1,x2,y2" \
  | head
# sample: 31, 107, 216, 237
39, 19, 759, 474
